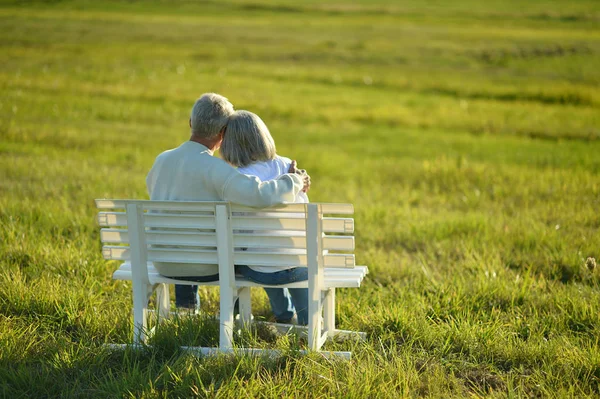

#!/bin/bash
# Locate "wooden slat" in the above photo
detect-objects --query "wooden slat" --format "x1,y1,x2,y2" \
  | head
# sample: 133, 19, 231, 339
233, 234, 305, 249
232, 216, 353, 233
323, 218, 354, 233
319, 331, 329, 349
322, 236, 354, 251
322, 267, 365, 276
97, 199, 353, 215
231, 203, 354, 215
102, 228, 305, 248
112, 269, 363, 289
231, 217, 304, 231
104, 246, 218, 264
95, 199, 129, 209
100, 228, 128, 243
113, 262, 367, 288
102, 246, 354, 268
101, 229, 218, 246
98, 212, 216, 229
231, 204, 307, 213
95, 199, 222, 212
234, 251, 354, 268
101, 228, 354, 251
98, 212, 353, 233
98, 212, 125, 227
117, 262, 365, 275
320, 203, 353, 215
235, 234, 354, 251
148, 230, 218, 246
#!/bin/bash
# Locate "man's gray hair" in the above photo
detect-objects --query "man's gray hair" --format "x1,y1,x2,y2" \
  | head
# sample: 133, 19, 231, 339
221, 110, 276, 168
190, 93, 235, 140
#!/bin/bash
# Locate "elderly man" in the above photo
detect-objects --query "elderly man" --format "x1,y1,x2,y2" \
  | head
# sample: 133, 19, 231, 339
146, 93, 310, 316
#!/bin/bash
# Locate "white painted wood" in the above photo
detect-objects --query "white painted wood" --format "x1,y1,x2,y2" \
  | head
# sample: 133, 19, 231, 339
234, 233, 306, 249
232, 202, 354, 215
97, 199, 353, 215
103, 343, 352, 359
97, 199, 367, 356
98, 211, 353, 233
99, 212, 216, 229
96, 199, 222, 212
101, 229, 218, 246
323, 218, 355, 234
126, 204, 151, 344
215, 205, 235, 350
322, 236, 355, 251
112, 271, 364, 289
232, 217, 353, 233
183, 345, 352, 359
329, 329, 367, 340
102, 246, 355, 268
233, 251, 353, 268
103, 246, 217, 263
112, 262, 367, 288
155, 283, 171, 322
237, 287, 252, 325
101, 229, 354, 251
319, 331, 329, 349
116, 262, 367, 277
323, 288, 335, 337
252, 321, 366, 341
306, 204, 323, 351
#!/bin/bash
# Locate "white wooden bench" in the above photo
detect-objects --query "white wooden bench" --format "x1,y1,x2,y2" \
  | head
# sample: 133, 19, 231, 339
96, 199, 368, 357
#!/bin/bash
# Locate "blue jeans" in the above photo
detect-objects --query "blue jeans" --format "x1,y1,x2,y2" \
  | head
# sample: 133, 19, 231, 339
175, 285, 200, 310
173, 274, 219, 310
236, 265, 309, 325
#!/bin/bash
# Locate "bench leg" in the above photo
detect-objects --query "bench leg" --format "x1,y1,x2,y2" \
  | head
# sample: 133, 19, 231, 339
155, 283, 170, 323
238, 287, 252, 325
323, 288, 335, 337
219, 283, 236, 349
132, 281, 153, 344
308, 286, 323, 351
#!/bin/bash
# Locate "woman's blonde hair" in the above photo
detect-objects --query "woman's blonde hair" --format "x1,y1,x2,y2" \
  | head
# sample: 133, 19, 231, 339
221, 110, 276, 168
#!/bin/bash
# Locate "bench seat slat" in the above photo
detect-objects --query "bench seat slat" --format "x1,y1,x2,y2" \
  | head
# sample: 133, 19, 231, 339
112, 262, 368, 289
116, 262, 367, 278
112, 271, 362, 288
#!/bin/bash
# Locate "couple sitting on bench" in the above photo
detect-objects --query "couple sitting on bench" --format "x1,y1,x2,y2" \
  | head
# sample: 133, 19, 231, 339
146, 93, 312, 325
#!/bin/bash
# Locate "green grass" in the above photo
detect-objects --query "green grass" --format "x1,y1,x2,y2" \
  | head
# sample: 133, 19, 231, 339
1, 0, 599, 397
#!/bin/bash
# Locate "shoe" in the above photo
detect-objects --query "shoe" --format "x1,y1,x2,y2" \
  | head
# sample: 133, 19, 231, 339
275, 314, 298, 325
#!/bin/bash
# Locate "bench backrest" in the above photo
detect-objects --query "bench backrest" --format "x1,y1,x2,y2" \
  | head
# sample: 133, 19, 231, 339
96, 200, 356, 285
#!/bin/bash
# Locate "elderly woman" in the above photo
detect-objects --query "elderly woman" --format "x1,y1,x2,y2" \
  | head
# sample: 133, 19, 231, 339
220, 110, 309, 325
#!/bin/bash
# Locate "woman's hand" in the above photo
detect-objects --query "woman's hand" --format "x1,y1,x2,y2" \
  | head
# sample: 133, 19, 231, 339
289, 160, 311, 193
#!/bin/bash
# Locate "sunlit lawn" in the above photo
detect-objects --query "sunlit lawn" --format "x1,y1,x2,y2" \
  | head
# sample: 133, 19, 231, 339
1, 0, 599, 397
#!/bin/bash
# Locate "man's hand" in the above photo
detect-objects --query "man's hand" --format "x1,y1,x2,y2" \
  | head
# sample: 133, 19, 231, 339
288, 160, 311, 193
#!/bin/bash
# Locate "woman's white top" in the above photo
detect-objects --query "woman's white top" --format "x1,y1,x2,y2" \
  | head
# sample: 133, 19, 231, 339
237, 155, 309, 273
237, 156, 309, 204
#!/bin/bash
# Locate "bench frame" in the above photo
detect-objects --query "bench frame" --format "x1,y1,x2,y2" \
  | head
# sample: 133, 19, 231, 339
96, 200, 367, 358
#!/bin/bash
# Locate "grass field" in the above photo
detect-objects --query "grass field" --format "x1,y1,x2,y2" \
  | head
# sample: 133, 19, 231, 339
1, 0, 600, 397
